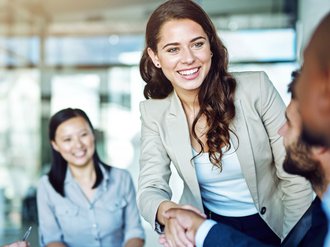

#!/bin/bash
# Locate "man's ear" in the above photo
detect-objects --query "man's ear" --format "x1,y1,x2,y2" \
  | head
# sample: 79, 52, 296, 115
311, 146, 329, 156
147, 47, 161, 68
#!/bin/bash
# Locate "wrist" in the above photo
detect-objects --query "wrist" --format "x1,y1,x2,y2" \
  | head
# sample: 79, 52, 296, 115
157, 201, 178, 224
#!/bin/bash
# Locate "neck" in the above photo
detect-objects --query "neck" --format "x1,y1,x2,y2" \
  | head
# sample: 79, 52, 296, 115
315, 187, 325, 199
177, 93, 199, 115
69, 163, 96, 184
175, 89, 199, 108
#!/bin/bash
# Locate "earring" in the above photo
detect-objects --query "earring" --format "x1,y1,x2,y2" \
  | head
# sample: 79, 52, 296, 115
156, 63, 160, 67
210, 52, 213, 57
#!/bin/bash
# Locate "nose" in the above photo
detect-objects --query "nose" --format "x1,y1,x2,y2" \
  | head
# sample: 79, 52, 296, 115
278, 122, 287, 137
73, 137, 83, 148
181, 47, 195, 64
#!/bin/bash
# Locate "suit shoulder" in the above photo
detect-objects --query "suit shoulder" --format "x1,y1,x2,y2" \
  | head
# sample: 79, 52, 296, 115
232, 71, 272, 97
140, 96, 171, 109
139, 94, 172, 118
232, 71, 269, 87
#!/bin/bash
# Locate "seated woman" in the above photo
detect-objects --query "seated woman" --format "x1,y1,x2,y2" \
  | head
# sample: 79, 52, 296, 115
37, 108, 145, 247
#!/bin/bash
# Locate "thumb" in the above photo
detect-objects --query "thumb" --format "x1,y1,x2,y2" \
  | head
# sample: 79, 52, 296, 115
163, 208, 177, 219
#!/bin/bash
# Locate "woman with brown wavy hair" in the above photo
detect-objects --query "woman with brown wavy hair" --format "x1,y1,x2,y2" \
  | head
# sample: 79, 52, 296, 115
137, 0, 313, 246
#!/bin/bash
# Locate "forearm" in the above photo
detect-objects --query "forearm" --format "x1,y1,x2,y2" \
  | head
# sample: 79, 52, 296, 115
124, 238, 144, 247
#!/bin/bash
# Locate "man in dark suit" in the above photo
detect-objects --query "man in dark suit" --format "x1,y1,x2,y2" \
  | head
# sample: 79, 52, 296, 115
277, 70, 328, 247
162, 70, 329, 247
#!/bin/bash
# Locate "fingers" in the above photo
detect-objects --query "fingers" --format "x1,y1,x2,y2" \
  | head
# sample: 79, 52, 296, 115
163, 207, 193, 229
165, 217, 194, 247
6, 241, 29, 247
180, 204, 207, 218
159, 234, 170, 247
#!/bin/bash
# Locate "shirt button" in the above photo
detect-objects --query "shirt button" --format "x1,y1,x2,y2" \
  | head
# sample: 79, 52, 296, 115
260, 207, 267, 215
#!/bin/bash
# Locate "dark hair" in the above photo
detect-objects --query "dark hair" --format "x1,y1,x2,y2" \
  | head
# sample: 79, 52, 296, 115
48, 108, 110, 197
287, 69, 300, 99
139, 0, 237, 168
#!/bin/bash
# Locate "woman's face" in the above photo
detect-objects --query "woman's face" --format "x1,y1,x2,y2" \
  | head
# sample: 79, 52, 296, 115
52, 116, 95, 168
148, 18, 212, 96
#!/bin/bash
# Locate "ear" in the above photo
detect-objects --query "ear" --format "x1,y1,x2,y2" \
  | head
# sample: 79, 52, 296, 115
147, 47, 161, 68
311, 146, 329, 156
321, 71, 330, 115
51, 140, 60, 152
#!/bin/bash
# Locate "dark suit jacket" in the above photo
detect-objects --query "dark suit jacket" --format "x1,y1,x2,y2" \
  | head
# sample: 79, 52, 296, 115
203, 197, 327, 247
281, 196, 327, 247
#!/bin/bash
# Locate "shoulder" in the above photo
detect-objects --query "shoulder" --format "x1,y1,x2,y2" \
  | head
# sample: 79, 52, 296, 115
36, 175, 59, 200
232, 71, 272, 96
109, 167, 136, 194
37, 175, 51, 189
231, 71, 280, 110
139, 93, 172, 114
109, 166, 132, 181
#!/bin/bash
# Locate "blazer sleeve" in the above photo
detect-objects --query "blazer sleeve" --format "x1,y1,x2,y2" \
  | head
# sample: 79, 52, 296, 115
257, 72, 313, 236
204, 223, 270, 247
137, 100, 173, 229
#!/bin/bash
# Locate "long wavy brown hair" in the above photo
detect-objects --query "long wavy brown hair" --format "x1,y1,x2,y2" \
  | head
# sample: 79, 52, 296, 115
139, 0, 237, 169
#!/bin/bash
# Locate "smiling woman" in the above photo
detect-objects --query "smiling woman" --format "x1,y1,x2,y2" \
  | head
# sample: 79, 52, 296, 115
137, 0, 313, 246
147, 19, 212, 96
36, 108, 145, 247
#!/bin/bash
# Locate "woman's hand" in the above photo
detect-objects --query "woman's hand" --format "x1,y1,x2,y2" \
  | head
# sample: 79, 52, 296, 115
158, 204, 206, 247
164, 216, 193, 247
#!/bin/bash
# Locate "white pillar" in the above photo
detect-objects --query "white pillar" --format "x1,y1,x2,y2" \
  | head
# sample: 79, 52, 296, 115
297, 0, 330, 62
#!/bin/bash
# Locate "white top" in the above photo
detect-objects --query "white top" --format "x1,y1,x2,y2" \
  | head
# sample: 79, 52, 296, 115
193, 144, 257, 217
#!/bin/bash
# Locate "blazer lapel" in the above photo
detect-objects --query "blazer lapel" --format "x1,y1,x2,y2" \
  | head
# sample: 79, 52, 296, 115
166, 92, 203, 209
230, 99, 259, 207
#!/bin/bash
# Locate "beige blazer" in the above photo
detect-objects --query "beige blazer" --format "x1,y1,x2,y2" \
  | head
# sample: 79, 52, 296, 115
137, 71, 313, 239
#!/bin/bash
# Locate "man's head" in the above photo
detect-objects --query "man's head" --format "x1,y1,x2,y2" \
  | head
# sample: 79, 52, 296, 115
279, 100, 326, 193
278, 71, 328, 195
295, 12, 330, 147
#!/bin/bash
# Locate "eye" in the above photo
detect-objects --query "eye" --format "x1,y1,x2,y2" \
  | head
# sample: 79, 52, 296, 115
166, 47, 179, 53
193, 41, 204, 48
63, 138, 71, 142
81, 132, 88, 137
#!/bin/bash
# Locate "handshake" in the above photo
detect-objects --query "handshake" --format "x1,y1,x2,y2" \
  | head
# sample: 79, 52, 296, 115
159, 205, 208, 247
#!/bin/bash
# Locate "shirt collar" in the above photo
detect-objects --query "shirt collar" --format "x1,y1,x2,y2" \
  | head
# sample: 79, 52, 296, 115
99, 164, 110, 191
64, 163, 110, 191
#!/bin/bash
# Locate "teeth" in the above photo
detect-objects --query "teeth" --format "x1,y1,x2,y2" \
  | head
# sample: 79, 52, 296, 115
74, 151, 85, 157
179, 68, 198, 76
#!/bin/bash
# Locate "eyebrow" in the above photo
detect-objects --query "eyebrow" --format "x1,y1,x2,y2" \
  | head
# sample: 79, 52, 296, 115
284, 111, 291, 125
161, 36, 206, 50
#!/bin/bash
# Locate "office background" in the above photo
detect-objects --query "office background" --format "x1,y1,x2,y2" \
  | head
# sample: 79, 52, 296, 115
0, 0, 330, 246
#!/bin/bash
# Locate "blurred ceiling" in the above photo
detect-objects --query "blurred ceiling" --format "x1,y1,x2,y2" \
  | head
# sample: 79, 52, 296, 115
0, 0, 296, 36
